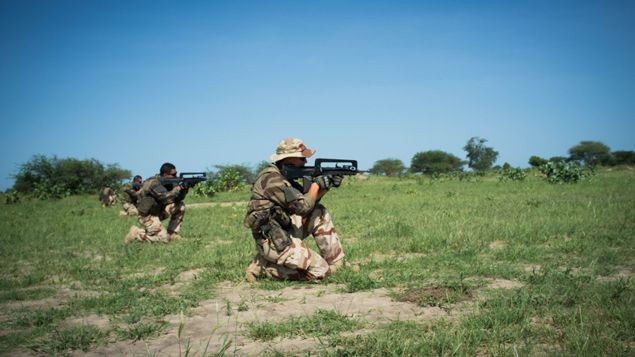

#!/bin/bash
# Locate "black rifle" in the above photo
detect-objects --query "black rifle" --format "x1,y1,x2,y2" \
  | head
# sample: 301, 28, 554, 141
281, 158, 362, 192
160, 172, 208, 190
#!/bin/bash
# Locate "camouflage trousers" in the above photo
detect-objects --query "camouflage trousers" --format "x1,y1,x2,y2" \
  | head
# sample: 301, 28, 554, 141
120, 202, 139, 216
102, 194, 116, 207
246, 204, 344, 281
292, 203, 345, 265
126, 202, 185, 243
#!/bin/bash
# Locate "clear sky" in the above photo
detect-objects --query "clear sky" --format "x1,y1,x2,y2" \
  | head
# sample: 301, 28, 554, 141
1, 0, 633, 190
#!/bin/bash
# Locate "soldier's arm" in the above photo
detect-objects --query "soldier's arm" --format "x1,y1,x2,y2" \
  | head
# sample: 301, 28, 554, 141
148, 183, 182, 205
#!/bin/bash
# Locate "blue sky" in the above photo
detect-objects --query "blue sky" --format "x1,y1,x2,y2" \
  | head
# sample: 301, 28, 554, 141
1, 0, 633, 190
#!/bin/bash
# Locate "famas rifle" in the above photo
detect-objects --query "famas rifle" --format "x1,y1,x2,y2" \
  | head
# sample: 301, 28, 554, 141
281, 158, 363, 192
160, 172, 208, 190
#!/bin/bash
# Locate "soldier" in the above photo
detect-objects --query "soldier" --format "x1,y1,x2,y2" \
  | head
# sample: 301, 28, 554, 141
99, 186, 116, 207
124, 163, 186, 243
243, 138, 345, 282
119, 175, 143, 216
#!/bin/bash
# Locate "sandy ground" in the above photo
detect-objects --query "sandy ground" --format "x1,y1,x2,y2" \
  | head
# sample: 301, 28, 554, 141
65, 276, 521, 357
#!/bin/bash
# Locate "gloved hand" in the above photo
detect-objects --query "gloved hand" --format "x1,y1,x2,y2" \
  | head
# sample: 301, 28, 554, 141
313, 175, 333, 190
331, 174, 344, 188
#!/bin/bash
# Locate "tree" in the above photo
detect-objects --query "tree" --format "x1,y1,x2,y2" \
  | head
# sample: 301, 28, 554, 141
369, 158, 406, 176
610, 150, 635, 166
463, 137, 499, 171
549, 156, 568, 163
528, 156, 548, 168
13, 155, 130, 197
410, 151, 464, 175
568, 141, 611, 166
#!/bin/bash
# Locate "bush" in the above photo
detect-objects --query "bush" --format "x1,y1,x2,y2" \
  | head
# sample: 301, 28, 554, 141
498, 166, 527, 182
13, 155, 131, 198
190, 167, 245, 197
190, 181, 216, 198
212, 168, 245, 192
539, 161, 593, 184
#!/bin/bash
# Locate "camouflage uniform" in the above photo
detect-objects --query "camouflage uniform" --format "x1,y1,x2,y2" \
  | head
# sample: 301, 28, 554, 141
124, 176, 186, 243
99, 187, 116, 207
243, 138, 345, 281
119, 182, 141, 216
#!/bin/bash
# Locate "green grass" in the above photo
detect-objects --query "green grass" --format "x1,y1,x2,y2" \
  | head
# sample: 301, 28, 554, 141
0, 169, 634, 355
246, 309, 364, 341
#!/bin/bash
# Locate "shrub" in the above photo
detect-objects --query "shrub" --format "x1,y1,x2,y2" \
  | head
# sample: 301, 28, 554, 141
13, 155, 130, 198
212, 168, 245, 192
539, 161, 593, 184
191, 167, 246, 196
498, 166, 527, 182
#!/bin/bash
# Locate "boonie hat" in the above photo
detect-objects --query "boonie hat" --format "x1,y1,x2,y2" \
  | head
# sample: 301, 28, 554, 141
270, 137, 316, 162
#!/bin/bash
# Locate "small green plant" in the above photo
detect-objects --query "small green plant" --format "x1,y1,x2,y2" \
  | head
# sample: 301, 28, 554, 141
40, 325, 107, 354
115, 322, 167, 341
237, 298, 249, 312
246, 309, 364, 341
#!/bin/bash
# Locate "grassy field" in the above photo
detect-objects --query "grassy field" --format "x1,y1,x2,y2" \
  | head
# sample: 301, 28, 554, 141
0, 169, 633, 356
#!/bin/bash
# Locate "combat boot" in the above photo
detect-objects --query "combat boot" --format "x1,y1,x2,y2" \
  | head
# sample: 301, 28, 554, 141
245, 256, 267, 283
328, 259, 344, 275
124, 226, 141, 244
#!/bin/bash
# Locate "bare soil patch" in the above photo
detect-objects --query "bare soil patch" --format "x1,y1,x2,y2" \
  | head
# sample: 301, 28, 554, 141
79, 277, 526, 356
81, 282, 448, 356
597, 267, 633, 282
187, 202, 246, 209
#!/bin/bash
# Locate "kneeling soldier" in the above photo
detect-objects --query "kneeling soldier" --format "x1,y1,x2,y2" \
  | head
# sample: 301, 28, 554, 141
243, 138, 345, 282
125, 163, 186, 243
99, 186, 116, 207
119, 175, 142, 216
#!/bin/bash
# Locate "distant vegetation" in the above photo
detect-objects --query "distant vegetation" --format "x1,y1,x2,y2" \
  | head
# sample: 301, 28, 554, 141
5, 139, 635, 200
11, 155, 130, 199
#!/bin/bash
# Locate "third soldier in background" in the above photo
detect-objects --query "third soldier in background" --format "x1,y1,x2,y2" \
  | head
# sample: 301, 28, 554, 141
119, 175, 143, 216
99, 186, 116, 207
243, 138, 345, 282
124, 163, 186, 243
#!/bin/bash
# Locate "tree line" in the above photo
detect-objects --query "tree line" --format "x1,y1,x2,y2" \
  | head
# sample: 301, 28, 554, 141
369, 138, 635, 176
5, 138, 634, 199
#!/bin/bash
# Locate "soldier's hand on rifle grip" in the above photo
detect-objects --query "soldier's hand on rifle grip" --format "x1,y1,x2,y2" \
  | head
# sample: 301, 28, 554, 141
314, 175, 333, 190
331, 175, 344, 188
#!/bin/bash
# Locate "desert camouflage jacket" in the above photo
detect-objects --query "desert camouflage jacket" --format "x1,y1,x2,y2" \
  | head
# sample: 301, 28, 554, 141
244, 164, 316, 228
120, 183, 141, 204
136, 175, 183, 215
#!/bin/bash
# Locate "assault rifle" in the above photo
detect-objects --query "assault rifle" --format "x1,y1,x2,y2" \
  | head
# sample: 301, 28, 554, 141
123, 182, 142, 197
281, 158, 362, 192
160, 172, 208, 190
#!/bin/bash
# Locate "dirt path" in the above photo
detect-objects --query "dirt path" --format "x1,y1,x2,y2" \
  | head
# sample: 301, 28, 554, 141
80, 282, 447, 356
187, 201, 246, 209
78, 278, 522, 356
